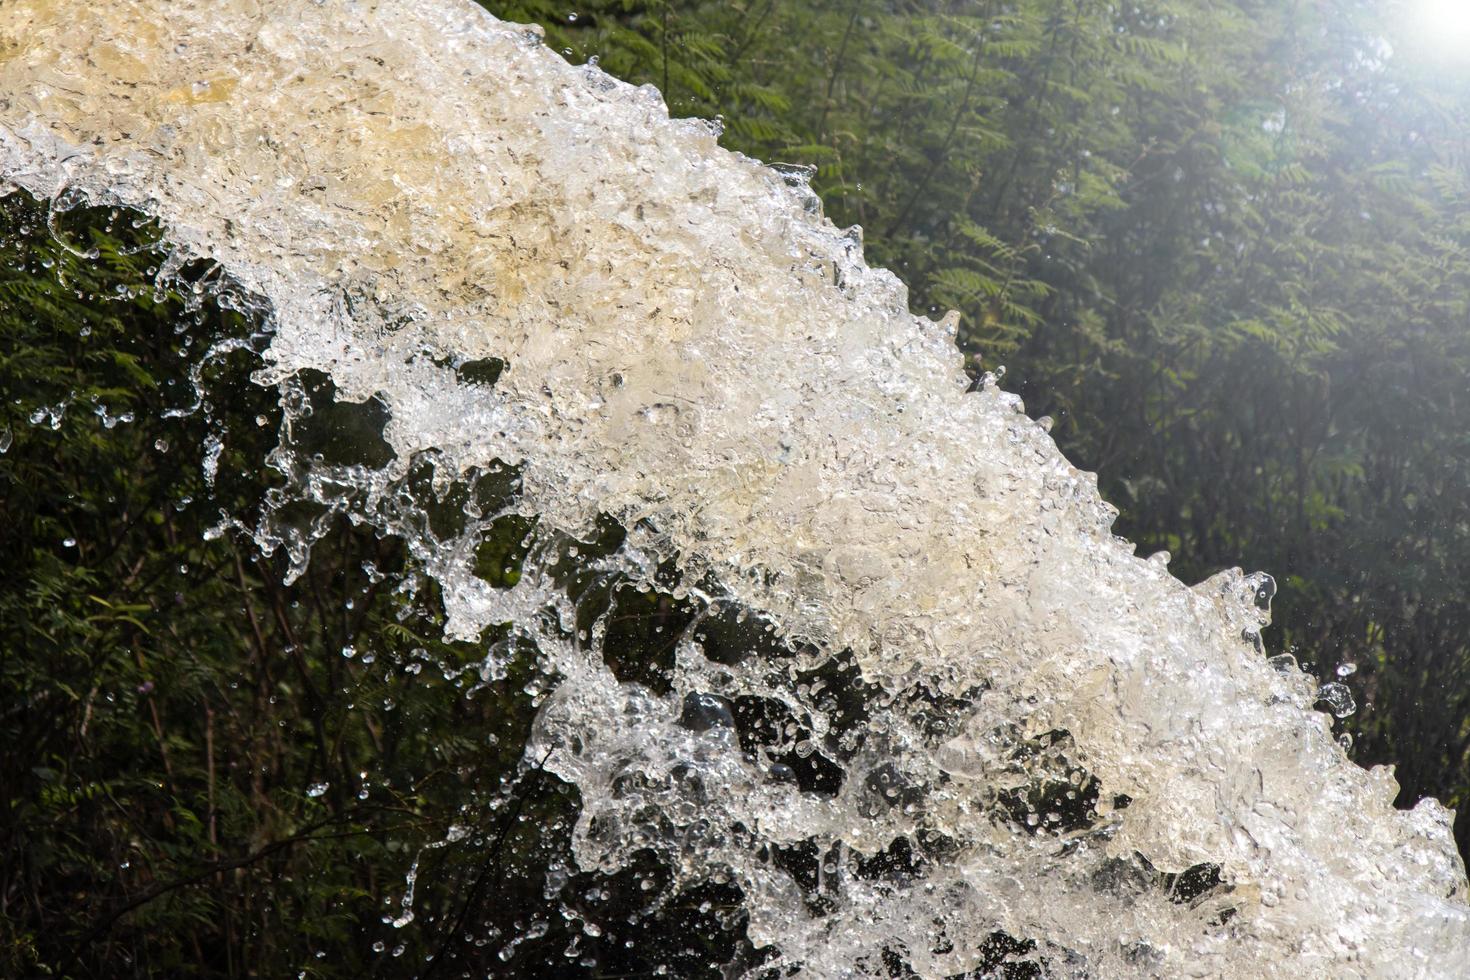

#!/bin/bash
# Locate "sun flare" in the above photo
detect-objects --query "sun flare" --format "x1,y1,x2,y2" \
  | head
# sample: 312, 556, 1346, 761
1412, 0, 1470, 56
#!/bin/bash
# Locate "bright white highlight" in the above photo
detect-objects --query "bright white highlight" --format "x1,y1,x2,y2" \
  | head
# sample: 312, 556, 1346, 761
1410, 0, 1470, 58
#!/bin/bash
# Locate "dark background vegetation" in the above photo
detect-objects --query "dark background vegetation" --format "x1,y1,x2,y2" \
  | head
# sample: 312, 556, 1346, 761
5, 0, 1470, 975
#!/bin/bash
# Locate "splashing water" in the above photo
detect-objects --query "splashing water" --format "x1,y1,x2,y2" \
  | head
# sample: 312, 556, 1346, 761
1, 1, 1466, 975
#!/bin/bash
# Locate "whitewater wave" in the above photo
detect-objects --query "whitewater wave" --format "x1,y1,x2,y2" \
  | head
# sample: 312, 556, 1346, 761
0, 1, 1465, 975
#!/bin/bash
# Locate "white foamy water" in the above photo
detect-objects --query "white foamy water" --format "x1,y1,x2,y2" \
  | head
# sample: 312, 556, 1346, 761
1, 1, 1466, 975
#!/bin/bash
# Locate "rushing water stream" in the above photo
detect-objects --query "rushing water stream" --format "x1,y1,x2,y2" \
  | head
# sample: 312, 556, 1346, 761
1, 1, 1467, 975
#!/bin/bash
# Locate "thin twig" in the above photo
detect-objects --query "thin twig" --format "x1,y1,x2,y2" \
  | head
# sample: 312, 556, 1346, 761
422, 747, 556, 978
57, 817, 420, 975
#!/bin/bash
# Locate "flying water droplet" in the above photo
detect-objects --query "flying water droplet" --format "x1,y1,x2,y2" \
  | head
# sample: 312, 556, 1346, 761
1316, 681, 1357, 719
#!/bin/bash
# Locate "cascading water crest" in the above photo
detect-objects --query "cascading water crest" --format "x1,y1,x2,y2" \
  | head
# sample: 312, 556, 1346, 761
1, 1, 1466, 975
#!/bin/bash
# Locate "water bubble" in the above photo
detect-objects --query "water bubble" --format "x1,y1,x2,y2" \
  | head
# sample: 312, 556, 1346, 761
771, 161, 816, 187
1251, 573, 1277, 610
767, 763, 797, 784
1316, 681, 1357, 719
678, 692, 735, 732
1267, 653, 1298, 675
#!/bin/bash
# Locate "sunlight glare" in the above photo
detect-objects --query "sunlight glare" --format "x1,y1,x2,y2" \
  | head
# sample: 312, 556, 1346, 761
1411, 0, 1470, 58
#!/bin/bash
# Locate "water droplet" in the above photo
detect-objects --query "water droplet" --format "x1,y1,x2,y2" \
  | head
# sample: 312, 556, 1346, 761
1316, 681, 1357, 719
306, 782, 329, 798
